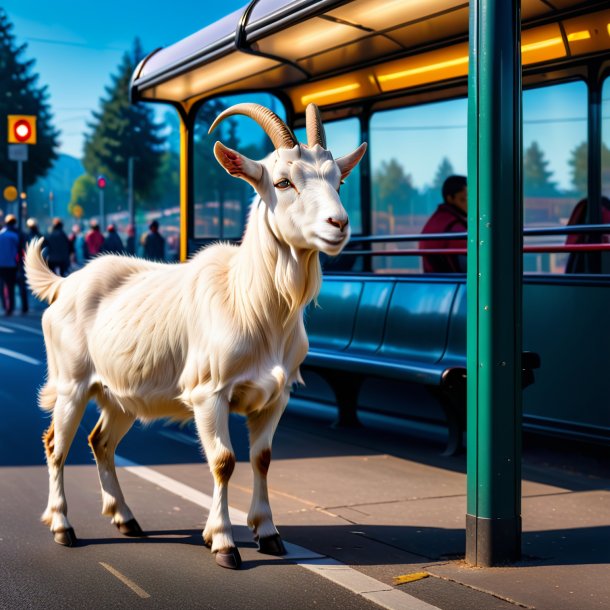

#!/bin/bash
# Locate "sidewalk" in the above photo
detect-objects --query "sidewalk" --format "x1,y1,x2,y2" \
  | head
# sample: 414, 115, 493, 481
215, 399, 609, 610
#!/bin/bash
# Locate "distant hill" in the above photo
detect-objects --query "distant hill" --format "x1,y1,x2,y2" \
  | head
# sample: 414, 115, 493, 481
27, 153, 84, 223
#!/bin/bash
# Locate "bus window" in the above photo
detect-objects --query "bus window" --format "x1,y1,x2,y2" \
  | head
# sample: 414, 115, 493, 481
294, 118, 362, 234
523, 81, 587, 273
370, 98, 467, 273
193, 93, 286, 240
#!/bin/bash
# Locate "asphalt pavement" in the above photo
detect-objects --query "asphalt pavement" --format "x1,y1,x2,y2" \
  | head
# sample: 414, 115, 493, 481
1, 309, 608, 610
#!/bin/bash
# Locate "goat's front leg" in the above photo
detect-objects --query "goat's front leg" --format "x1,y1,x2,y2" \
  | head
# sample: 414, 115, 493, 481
193, 393, 240, 569
246, 392, 288, 556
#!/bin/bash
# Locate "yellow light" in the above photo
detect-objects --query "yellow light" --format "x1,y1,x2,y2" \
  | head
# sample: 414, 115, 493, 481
521, 36, 563, 53
567, 30, 591, 42
378, 56, 468, 83
301, 83, 361, 105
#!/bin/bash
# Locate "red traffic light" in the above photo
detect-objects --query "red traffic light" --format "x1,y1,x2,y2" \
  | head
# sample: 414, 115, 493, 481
14, 119, 32, 143
97, 175, 107, 189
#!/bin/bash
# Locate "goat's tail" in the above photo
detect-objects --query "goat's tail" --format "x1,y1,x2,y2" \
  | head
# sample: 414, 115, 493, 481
24, 238, 64, 304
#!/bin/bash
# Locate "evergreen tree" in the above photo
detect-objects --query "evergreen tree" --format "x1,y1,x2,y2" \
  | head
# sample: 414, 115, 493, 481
373, 159, 418, 232
568, 141, 610, 197
83, 38, 164, 212
432, 157, 455, 191
523, 141, 558, 197
0, 8, 59, 189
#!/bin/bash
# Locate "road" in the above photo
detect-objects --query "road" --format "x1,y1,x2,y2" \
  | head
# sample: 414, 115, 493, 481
0, 311, 437, 610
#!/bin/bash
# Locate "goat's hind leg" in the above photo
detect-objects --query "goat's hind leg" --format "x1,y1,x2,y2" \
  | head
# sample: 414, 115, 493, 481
193, 394, 241, 569
88, 407, 143, 537
247, 395, 288, 556
41, 387, 87, 547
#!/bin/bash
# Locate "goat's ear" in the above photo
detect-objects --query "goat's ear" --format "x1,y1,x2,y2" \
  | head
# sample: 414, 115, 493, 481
213, 141, 264, 187
336, 142, 367, 180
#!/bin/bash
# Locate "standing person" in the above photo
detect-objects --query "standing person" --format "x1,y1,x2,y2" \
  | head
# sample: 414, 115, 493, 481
7, 215, 28, 313
100, 224, 125, 254
44, 218, 72, 277
68, 224, 85, 268
84, 220, 104, 259
419, 175, 468, 273
126, 224, 136, 256
143, 220, 165, 261
0, 215, 19, 315
26, 218, 42, 243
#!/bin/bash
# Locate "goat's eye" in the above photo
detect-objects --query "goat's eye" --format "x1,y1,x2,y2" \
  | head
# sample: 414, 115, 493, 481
274, 179, 292, 190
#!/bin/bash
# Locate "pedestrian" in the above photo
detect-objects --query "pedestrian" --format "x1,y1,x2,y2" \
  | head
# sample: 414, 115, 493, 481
143, 220, 165, 261
100, 224, 126, 254
68, 224, 85, 268
0, 214, 19, 315
419, 175, 468, 273
43, 218, 72, 277
126, 224, 136, 256
26, 218, 42, 243
7, 215, 28, 313
84, 220, 104, 259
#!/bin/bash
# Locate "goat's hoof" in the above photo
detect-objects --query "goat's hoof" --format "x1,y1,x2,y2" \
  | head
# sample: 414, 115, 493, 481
257, 534, 287, 556
54, 528, 77, 547
116, 518, 145, 537
215, 547, 242, 570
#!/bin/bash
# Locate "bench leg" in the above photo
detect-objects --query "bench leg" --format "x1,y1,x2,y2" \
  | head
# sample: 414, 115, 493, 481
313, 369, 362, 428
430, 387, 466, 457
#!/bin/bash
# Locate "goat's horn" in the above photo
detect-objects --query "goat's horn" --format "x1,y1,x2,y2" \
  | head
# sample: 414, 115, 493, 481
208, 103, 297, 150
306, 103, 326, 149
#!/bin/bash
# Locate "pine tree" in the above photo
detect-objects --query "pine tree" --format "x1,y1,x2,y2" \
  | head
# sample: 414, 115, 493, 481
432, 157, 455, 191
568, 140, 610, 198
83, 38, 164, 212
0, 8, 59, 190
523, 141, 558, 197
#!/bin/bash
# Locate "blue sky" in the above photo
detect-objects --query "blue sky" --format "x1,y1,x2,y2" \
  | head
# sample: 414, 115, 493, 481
4, 1, 247, 158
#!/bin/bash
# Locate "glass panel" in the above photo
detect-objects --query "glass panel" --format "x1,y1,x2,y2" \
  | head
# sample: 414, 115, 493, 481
600, 78, 610, 273
370, 98, 467, 273
523, 81, 587, 274
600, 77, 610, 274
294, 117, 362, 234
193, 93, 286, 239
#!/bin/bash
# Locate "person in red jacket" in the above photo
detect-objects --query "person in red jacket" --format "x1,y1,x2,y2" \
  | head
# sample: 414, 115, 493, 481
84, 220, 104, 259
419, 175, 468, 273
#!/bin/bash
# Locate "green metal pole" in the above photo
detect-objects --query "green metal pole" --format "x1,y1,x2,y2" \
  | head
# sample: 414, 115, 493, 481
466, 0, 523, 566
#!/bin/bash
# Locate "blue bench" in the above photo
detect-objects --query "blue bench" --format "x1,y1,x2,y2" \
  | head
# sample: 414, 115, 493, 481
302, 275, 539, 455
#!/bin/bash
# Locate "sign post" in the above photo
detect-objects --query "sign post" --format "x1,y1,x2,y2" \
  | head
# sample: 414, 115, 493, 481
97, 175, 107, 229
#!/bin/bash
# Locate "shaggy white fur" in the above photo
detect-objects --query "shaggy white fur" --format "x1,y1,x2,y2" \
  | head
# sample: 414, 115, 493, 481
26, 102, 366, 568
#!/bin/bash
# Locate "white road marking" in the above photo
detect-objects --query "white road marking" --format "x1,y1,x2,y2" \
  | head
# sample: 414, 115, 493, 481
115, 454, 440, 610
0, 326, 15, 334
0, 321, 43, 336
0, 347, 41, 365
99, 562, 151, 599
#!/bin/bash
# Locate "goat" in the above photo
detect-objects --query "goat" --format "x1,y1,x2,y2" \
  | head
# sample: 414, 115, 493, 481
26, 103, 367, 569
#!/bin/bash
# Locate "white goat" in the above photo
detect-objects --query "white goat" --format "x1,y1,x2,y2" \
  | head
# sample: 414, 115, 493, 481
26, 103, 366, 569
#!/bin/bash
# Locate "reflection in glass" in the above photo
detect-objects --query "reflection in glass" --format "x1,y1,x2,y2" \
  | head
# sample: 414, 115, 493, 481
370, 98, 467, 272
523, 81, 587, 273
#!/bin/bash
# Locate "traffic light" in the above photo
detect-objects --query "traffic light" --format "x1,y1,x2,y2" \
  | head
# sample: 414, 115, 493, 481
97, 175, 107, 189
8, 115, 37, 144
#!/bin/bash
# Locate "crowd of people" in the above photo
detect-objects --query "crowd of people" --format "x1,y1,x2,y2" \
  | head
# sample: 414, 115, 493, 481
0, 216, 165, 316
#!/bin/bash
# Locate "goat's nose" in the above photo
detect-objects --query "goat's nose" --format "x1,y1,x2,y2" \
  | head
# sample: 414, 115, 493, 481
326, 217, 349, 232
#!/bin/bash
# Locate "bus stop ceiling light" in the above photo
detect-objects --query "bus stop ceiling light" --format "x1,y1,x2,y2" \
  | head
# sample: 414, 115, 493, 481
301, 82, 361, 105
378, 55, 468, 84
